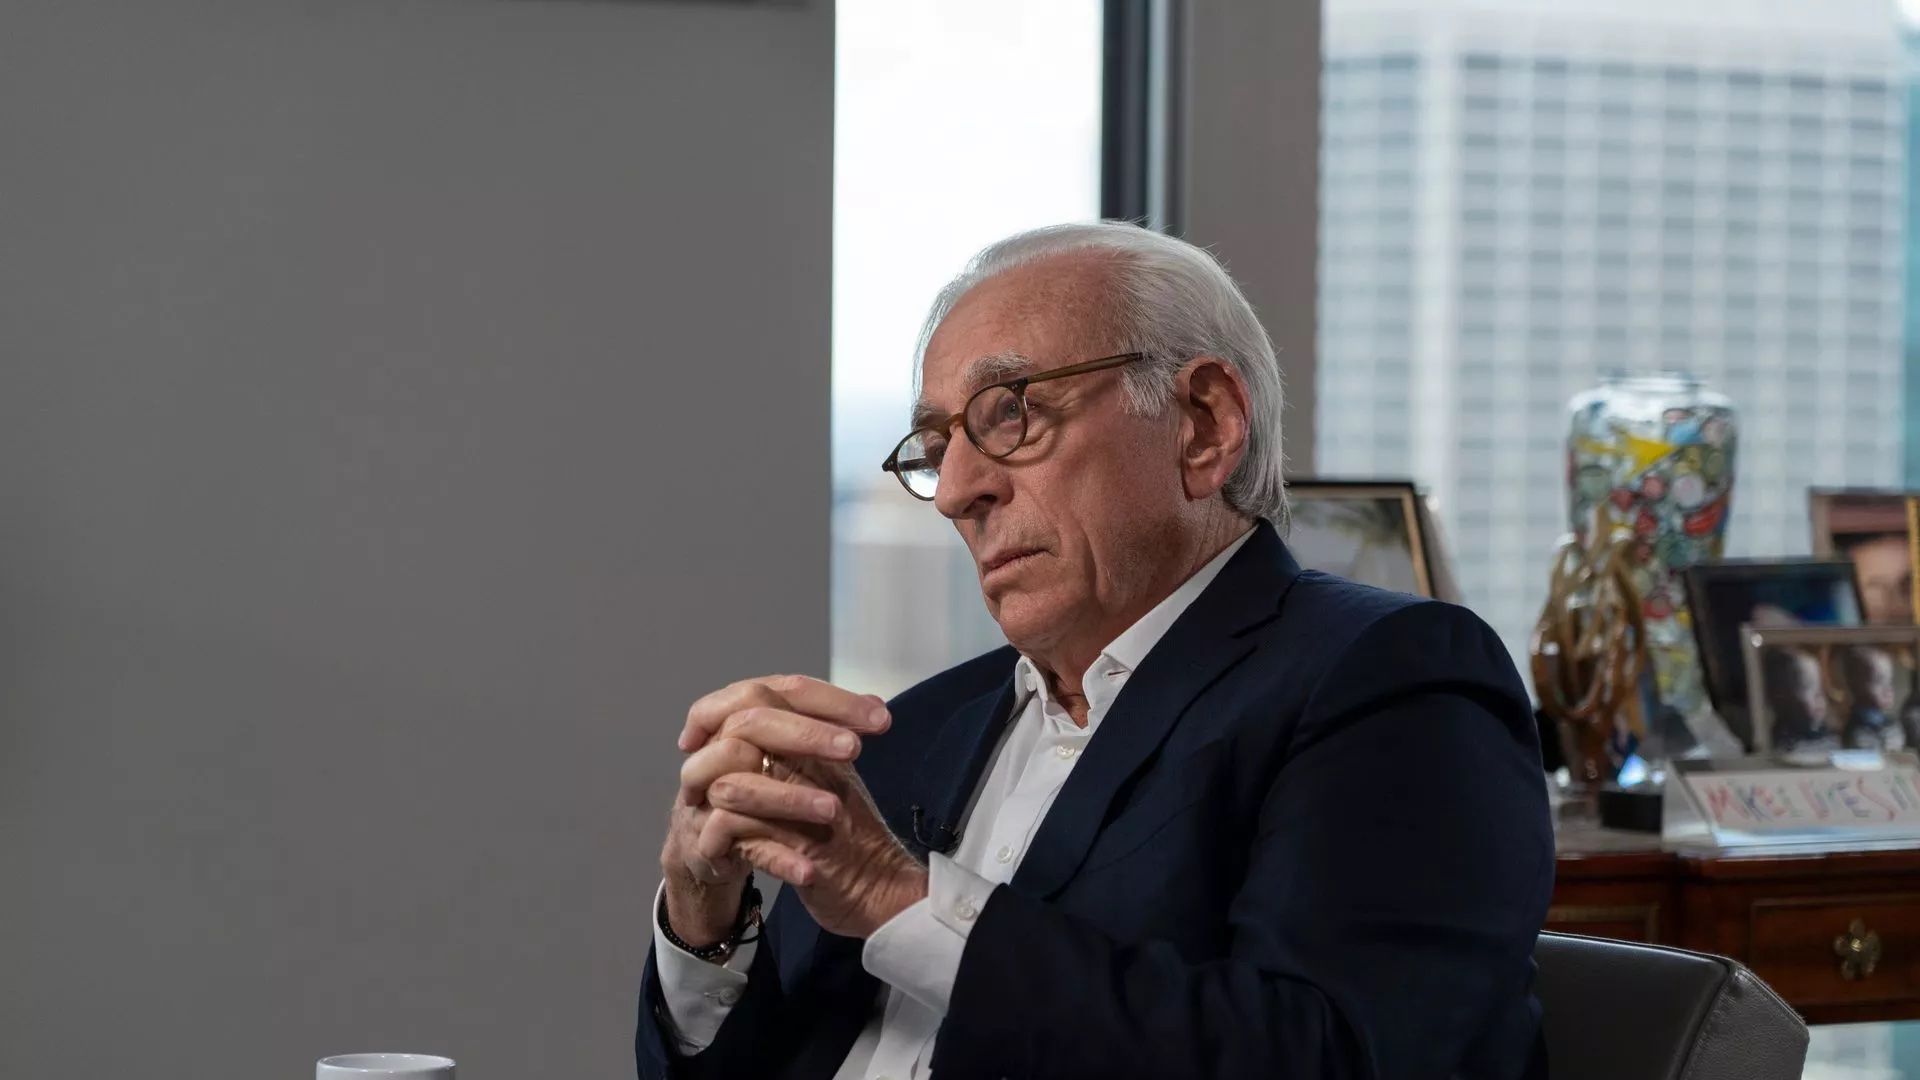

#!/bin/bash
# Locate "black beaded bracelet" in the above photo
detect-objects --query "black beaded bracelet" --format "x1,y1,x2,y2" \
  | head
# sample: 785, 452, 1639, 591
659, 875, 763, 965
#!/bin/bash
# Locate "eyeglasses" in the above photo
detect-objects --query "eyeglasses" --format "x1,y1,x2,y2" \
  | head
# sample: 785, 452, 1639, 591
880, 352, 1145, 501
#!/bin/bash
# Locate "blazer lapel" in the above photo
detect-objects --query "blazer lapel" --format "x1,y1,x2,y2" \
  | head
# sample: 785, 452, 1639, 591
1010, 522, 1302, 900
903, 677, 1019, 859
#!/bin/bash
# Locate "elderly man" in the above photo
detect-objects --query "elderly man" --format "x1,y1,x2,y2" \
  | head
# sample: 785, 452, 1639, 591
636, 223, 1553, 1079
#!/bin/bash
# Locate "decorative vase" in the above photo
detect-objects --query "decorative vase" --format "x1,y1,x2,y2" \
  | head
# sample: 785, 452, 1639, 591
1567, 372, 1742, 758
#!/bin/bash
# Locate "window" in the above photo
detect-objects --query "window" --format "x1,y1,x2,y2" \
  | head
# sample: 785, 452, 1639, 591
1849, 77, 1889, 103
1314, 0, 1916, 734
830, 0, 1102, 694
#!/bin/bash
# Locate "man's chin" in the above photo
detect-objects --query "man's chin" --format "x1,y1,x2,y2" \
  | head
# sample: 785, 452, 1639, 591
984, 588, 1069, 649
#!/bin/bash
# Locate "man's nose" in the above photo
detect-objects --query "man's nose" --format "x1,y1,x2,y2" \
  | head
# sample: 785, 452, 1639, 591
932, 432, 1005, 520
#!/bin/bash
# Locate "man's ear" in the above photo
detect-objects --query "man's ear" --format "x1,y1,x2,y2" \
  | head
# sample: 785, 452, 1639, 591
1176, 357, 1252, 501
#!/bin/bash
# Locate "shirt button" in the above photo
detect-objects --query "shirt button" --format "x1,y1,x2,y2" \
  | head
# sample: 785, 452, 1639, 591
996, 845, 1015, 863
954, 898, 979, 922
1055, 744, 1079, 760
718, 988, 741, 1005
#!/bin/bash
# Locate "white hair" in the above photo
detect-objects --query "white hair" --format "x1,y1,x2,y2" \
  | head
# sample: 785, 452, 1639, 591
914, 221, 1289, 526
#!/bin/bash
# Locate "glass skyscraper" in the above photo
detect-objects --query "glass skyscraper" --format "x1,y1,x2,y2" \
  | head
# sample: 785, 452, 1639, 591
1317, 0, 1910, 672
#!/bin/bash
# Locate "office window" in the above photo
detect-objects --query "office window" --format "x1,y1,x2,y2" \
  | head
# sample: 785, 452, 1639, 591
1313, 0, 1911, 725
1850, 77, 1890, 103
831, 0, 1102, 694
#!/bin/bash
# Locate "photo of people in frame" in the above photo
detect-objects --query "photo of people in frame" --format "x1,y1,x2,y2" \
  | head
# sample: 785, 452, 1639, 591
1839, 645, 1907, 752
1755, 646, 1838, 752
1743, 625, 1920, 755
1681, 559, 1864, 750
1810, 489, 1919, 625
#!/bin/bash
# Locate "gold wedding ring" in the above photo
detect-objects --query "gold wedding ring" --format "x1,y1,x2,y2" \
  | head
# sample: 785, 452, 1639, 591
760, 752, 774, 777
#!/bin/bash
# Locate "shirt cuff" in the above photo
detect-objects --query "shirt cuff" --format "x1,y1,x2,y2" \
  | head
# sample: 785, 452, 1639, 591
650, 880, 757, 1054
860, 853, 997, 1015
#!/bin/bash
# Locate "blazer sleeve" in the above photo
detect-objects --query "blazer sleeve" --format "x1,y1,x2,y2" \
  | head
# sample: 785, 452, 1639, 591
927, 601, 1556, 1080
635, 918, 786, 1080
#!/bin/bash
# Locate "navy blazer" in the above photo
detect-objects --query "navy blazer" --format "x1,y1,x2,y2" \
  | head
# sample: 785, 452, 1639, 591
638, 521, 1554, 1079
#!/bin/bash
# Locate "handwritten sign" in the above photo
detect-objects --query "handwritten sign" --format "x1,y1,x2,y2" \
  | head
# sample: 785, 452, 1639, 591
1679, 763, 1920, 844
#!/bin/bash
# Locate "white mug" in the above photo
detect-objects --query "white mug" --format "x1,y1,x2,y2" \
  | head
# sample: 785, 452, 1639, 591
317, 1053, 455, 1079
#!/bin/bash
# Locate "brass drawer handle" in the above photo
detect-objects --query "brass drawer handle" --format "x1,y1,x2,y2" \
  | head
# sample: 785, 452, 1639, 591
1833, 919, 1883, 981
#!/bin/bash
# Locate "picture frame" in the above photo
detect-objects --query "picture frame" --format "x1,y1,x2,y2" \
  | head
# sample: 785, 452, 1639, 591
1411, 490, 1463, 605
1682, 559, 1865, 750
1283, 479, 1436, 598
1809, 488, 1920, 625
1741, 624, 1920, 754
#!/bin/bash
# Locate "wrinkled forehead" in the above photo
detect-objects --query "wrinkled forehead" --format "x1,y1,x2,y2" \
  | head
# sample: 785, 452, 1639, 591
915, 255, 1117, 401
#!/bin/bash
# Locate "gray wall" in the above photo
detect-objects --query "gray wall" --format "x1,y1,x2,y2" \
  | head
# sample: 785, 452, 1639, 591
0, 3, 832, 1077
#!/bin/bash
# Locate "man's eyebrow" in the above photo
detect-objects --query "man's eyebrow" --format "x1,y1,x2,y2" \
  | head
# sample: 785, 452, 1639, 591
908, 351, 1033, 431
963, 351, 1034, 388
908, 399, 947, 431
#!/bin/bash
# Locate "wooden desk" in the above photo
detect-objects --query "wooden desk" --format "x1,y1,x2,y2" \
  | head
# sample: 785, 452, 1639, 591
1551, 817, 1920, 1024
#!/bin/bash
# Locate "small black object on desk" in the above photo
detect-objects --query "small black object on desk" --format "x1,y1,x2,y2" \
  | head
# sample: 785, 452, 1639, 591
1597, 783, 1664, 833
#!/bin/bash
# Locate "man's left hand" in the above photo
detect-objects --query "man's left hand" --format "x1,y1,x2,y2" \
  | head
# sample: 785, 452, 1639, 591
699, 754, 929, 940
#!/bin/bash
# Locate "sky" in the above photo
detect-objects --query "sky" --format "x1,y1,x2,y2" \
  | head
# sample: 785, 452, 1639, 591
831, 0, 1103, 484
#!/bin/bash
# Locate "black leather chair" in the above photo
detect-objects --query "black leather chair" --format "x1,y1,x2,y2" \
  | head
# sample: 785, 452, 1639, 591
1535, 932, 1808, 1080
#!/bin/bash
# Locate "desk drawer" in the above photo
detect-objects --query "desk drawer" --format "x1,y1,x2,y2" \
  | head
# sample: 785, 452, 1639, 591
1747, 893, 1920, 1007
1545, 902, 1664, 943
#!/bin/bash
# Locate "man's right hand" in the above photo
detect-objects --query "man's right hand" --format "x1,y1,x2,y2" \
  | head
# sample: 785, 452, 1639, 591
659, 674, 892, 948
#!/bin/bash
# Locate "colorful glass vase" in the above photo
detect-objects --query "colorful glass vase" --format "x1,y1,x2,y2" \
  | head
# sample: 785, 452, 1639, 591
1567, 372, 1742, 757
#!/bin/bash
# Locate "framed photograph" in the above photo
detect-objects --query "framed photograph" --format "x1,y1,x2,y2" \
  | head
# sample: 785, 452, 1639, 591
1742, 625, 1920, 754
1810, 488, 1920, 625
1284, 480, 1435, 598
1682, 559, 1865, 749
1411, 492, 1463, 605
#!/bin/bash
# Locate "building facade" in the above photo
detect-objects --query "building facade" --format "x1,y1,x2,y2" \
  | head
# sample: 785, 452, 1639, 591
1318, 0, 1910, 671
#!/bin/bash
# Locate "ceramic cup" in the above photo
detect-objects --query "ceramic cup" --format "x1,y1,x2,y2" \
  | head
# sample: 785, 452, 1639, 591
317, 1053, 455, 1079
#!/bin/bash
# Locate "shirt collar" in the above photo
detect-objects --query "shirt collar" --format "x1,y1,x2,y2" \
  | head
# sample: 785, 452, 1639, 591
1011, 525, 1257, 718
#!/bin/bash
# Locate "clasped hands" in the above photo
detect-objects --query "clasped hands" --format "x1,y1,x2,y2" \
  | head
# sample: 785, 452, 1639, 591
661, 674, 930, 948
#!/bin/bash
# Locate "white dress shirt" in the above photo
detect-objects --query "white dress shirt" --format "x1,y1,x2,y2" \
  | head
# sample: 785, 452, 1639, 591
653, 527, 1255, 1079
